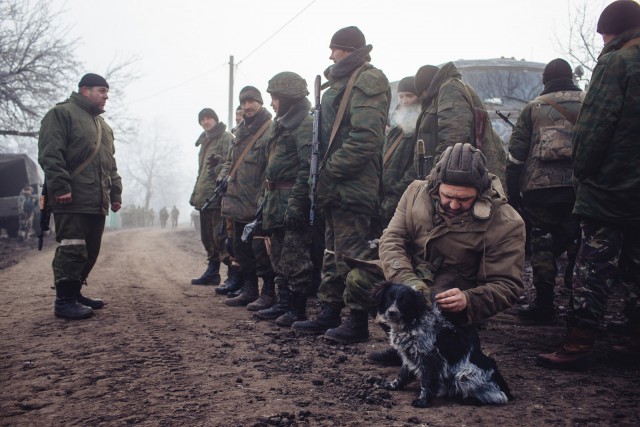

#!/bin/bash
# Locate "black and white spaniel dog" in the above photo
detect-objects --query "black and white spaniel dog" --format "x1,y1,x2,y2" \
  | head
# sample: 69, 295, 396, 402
373, 281, 513, 407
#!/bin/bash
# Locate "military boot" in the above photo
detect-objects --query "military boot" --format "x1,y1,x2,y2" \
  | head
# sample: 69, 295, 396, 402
611, 325, 640, 359
225, 274, 259, 307
215, 264, 243, 295
77, 280, 104, 309
536, 325, 596, 370
191, 260, 221, 286
258, 284, 290, 320
54, 279, 93, 320
518, 300, 556, 323
291, 302, 341, 334
247, 274, 275, 311
324, 309, 370, 344
275, 291, 308, 327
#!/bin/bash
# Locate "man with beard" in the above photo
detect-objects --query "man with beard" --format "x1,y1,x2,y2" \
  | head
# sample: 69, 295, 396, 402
381, 76, 421, 226
218, 86, 275, 308
255, 72, 315, 326
189, 108, 234, 287
292, 26, 391, 342
38, 73, 123, 319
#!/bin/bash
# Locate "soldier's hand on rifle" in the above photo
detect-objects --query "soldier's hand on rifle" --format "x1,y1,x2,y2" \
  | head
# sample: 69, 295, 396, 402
56, 192, 72, 205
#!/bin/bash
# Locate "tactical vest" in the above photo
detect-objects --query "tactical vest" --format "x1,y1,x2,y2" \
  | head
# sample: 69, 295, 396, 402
520, 91, 584, 193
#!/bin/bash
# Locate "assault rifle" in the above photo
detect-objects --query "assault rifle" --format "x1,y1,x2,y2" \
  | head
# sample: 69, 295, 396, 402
416, 139, 427, 180
241, 200, 264, 243
37, 181, 51, 250
309, 75, 321, 226
496, 110, 515, 129
201, 176, 228, 211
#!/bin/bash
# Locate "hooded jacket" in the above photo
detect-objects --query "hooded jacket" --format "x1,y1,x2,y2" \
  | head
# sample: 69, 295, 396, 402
38, 92, 122, 216
379, 175, 525, 325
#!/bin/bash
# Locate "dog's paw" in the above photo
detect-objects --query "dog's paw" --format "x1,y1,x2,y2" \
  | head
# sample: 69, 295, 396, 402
411, 397, 430, 408
383, 379, 401, 390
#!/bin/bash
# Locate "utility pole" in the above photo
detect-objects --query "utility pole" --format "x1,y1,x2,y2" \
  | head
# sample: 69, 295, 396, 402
228, 55, 234, 127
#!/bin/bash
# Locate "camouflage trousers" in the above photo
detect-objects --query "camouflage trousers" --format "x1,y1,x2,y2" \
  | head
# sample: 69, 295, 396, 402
523, 201, 580, 303
199, 208, 227, 263
317, 207, 380, 307
232, 221, 272, 278
570, 219, 640, 328
269, 226, 314, 294
52, 213, 105, 284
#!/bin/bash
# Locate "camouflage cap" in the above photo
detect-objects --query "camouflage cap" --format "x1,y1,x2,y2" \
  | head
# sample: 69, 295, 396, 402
266, 72, 309, 99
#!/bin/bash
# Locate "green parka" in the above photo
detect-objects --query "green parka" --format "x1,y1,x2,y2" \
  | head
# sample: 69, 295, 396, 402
38, 92, 122, 216
189, 123, 233, 210
219, 107, 273, 223
262, 98, 313, 231
379, 175, 525, 325
316, 45, 391, 216
572, 27, 640, 227
415, 62, 506, 185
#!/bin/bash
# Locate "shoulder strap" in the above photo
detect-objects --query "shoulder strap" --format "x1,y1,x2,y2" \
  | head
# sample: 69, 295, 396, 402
71, 117, 102, 178
622, 37, 640, 50
228, 119, 271, 179
383, 131, 405, 166
538, 95, 578, 126
322, 63, 367, 162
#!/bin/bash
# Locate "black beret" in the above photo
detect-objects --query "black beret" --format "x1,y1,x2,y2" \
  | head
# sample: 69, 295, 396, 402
78, 73, 109, 89
597, 0, 640, 35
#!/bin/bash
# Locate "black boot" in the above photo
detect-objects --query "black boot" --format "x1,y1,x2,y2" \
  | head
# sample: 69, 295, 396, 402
191, 260, 221, 286
247, 274, 275, 312
215, 264, 243, 295
225, 274, 259, 307
324, 309, 370, 344
275, 291, 308, 327
77, 280, 104, 309
54, 279, 93, 320
518, 300, 556, 323
291, 302, 341, 335
258, 285, 290, 320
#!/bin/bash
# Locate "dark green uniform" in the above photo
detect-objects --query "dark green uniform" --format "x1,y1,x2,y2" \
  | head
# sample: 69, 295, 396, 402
381, 121, 417, 225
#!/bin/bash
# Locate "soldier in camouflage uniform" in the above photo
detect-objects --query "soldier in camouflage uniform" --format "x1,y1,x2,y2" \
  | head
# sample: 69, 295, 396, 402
254, 72, 315, 326
380, 76, 420, 226
219, 86, 275, 308
189, 108, 233, 286
292, 26, 391, 342
506, 59, 583, 323
414, 62, 507, 186
38, 73, 122, 320
538, 0, 640, 369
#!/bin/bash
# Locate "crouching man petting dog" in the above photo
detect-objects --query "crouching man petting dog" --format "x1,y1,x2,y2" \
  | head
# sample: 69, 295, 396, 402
339, 143, 525, 363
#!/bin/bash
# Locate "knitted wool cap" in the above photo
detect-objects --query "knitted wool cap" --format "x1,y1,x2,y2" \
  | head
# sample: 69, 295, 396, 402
397, 76, 418, 96
432, 143, 490, 194
78, 73, 109, 89
542, 58, 573, 84
198, 108, 218, 124
414, 65, 439, 95
239, 86, 263, 104
597, 0, 640, 35
329, 26, 366, 51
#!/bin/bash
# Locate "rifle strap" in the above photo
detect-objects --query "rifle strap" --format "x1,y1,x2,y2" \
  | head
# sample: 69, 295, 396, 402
323, 62, 367, 163
71, 117, 102, 178
538, 95, 578, 126
622, 37, 640, 50
383, 131, 405, 166
228, 119, 271, 179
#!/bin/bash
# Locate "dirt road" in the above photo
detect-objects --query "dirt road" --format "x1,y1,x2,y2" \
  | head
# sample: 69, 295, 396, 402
1, 227, 638, 426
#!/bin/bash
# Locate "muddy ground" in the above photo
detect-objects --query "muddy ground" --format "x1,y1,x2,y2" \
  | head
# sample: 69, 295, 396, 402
0, 227, 638, 426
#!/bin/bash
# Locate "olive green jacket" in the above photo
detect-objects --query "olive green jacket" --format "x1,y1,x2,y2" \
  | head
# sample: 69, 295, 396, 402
38, 92, 122, 216
316, 45, 391, 216
190, 123, 234, 210
381, 125, 416, 224
262, 98, 313, 231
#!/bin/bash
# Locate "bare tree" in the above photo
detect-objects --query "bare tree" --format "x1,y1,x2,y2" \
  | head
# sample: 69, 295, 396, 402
555, 1, 604, 81
0, 0, 79, 138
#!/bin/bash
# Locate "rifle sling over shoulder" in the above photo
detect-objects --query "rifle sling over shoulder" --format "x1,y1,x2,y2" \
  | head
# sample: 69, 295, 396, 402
228, 119, 271, 179
71, 117, 102, 179
537, 95, 578, 126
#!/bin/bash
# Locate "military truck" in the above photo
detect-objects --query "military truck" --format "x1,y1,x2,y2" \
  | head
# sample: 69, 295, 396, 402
0, 153, 42, 238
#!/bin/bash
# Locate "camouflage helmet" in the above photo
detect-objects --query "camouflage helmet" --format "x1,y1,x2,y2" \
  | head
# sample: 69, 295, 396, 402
267, 72, 309, 99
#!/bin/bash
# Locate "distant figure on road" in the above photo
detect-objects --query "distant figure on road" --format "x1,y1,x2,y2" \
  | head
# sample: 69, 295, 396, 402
170, 205, 180, 229
159, 206, 169, 228
38, 73, 122, 320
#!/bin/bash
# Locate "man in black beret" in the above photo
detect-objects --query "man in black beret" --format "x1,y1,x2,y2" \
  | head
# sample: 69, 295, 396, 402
38, 73, 122, 319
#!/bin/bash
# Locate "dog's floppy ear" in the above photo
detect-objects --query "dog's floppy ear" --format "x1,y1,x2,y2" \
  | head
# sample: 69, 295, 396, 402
372, 281, 392, 302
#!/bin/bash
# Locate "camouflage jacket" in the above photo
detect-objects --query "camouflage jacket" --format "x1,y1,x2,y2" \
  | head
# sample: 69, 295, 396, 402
379, 175, 525, 326
316, 45, 391, 216
507, 88, 583, 195
38, 92, 122, 216
219, 107, 273, 223
190, 123, 233, 210
572, 27, 640, 226
381, 125, 416, 224
415, 62, 506, 186
262, 98, 313, 231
